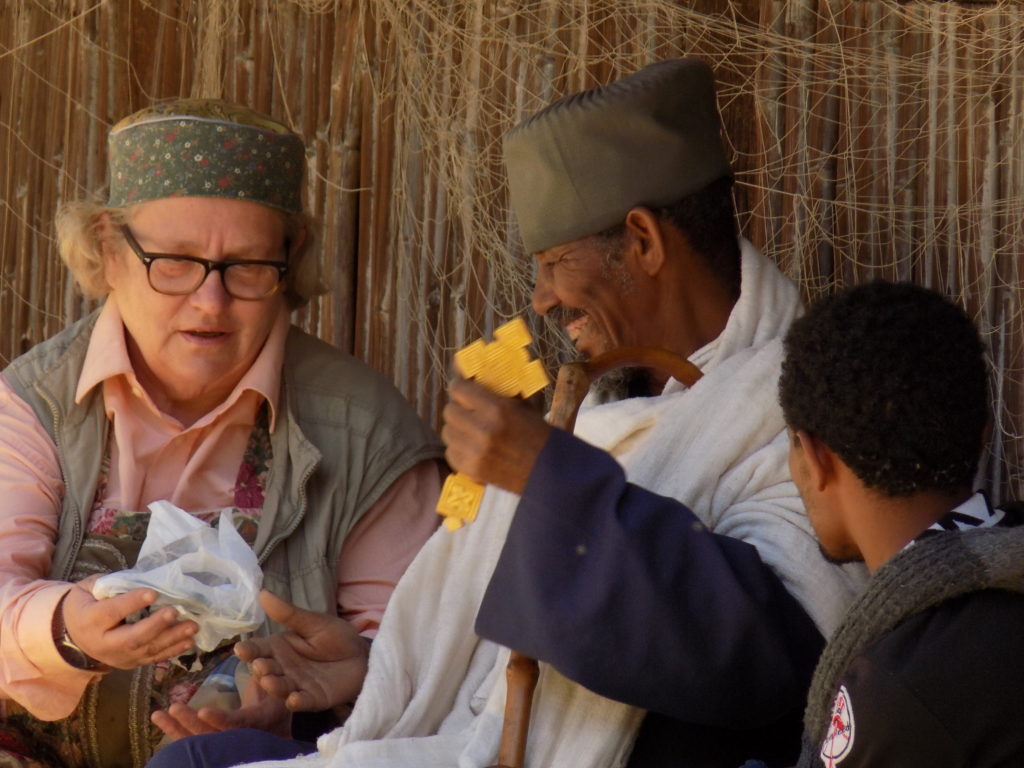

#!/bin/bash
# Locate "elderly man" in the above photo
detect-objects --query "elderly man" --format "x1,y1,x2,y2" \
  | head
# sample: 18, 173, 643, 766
773, 282, 1024, 768
438, 57, 865, 767
151, 59, 863, 768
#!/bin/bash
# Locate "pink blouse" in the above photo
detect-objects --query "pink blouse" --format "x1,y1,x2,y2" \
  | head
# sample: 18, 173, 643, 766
0, 302, 441, 719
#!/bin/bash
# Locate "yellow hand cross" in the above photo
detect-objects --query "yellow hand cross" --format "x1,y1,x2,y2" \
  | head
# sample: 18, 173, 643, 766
436, 317, 550, 530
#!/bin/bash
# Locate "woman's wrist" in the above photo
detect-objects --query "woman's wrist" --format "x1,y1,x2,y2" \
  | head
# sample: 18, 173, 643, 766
52, 592, 109, 672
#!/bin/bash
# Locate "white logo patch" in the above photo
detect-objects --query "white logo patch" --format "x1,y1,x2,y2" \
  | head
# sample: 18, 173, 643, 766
819, 685, 855, 766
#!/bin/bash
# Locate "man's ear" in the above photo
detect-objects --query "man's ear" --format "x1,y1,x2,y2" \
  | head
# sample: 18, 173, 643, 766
623, 206, 666, 277
793, 430, 835, 492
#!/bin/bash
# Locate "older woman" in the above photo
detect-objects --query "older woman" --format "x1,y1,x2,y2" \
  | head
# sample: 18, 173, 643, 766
0, 100, 443, 768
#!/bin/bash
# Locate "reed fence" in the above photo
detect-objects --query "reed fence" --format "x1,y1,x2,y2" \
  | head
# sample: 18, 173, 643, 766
2, 0, 1021, 499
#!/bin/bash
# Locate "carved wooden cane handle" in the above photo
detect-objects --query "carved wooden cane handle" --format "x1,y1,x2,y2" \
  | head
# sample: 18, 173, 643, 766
490, 346, 702, 768
550, 346, 703, 430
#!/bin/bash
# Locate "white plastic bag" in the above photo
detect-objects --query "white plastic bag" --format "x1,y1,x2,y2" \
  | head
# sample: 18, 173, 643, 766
93, 500, 265, 652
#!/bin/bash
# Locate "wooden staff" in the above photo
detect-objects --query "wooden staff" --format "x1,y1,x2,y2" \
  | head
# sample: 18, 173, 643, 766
490, 346, 703, 768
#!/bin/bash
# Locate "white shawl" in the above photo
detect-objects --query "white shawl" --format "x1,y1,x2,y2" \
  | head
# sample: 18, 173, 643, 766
242, 241, 866, 768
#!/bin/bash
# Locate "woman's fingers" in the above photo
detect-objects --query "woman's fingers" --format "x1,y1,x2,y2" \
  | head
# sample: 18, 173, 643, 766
63, 585, 198, 668
104, 607, 198, 665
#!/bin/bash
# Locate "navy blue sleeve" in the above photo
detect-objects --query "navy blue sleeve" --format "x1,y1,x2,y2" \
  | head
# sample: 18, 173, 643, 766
474, 428, 824, 727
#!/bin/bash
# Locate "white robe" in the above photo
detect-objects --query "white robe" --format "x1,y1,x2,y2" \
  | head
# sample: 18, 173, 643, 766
241, 241, 867, 768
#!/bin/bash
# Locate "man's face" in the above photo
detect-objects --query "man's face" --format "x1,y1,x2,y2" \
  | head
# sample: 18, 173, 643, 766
787, 429, 862, 565
530, 235, 650, 359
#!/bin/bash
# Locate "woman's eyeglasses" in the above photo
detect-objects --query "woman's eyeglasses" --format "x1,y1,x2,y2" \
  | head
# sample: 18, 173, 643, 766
120, 225, 288, 300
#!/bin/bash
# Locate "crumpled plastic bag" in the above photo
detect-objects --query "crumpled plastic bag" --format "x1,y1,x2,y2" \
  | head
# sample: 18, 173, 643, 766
92, 500, 264, 652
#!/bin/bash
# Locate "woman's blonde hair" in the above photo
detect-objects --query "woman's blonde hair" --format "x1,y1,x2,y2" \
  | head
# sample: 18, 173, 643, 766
55, 198, 326, 309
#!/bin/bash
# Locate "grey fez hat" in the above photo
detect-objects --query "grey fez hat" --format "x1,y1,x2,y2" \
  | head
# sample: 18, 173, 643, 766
503, 58, 731, 254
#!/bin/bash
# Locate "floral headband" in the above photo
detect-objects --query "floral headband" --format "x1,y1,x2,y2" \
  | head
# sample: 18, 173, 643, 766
107, 99, 305, 214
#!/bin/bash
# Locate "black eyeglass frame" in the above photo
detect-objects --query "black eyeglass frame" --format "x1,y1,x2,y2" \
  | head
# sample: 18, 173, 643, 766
120, 225, 289, 301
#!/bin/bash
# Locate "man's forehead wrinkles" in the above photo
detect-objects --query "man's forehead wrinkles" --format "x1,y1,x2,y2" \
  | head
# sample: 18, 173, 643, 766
537, 242, 588, 262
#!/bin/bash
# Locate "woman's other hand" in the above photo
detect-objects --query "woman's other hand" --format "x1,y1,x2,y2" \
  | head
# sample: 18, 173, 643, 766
59, 580, 197, 669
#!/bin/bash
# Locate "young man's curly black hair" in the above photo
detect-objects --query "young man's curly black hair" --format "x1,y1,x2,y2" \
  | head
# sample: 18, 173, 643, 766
778, 281, 989, 496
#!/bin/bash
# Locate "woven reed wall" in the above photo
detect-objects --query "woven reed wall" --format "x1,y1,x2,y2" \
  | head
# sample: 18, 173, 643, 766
1, 0, 1022, 500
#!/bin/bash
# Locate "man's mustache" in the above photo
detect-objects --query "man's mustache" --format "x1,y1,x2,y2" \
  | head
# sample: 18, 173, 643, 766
544, 305, 585, 328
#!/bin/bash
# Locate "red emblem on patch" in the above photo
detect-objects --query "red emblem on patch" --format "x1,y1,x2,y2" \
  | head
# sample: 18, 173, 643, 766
819, 685, 855, 766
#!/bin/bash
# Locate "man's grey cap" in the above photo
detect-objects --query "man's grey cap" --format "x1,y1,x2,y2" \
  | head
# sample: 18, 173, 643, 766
503, 58, 731, 254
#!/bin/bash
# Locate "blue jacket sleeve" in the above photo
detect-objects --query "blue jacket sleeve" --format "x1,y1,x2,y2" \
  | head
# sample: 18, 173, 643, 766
474, 428, 824, 727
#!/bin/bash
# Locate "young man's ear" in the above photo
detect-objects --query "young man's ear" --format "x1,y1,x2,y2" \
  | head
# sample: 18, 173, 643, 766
793, 430, 835, 493
623, 206, 666, 277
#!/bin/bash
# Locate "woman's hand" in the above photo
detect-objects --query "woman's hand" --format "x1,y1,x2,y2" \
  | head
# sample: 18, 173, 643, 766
59, 581, 198, 669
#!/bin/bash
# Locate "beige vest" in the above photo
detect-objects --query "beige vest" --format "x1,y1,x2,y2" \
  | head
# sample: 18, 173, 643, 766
3, 311, 442, 767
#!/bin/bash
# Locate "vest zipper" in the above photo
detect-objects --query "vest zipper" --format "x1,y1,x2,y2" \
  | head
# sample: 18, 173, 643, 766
256, 458, 315, 566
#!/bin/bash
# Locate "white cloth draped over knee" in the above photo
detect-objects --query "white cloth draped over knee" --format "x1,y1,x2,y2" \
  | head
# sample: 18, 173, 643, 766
238, 240, 866, 768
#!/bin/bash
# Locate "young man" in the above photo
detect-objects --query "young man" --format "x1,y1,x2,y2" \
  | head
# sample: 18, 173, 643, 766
777, 281, 1024, 767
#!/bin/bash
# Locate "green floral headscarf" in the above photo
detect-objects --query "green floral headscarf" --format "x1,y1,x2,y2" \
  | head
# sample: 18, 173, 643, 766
107, 99, 305, 213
